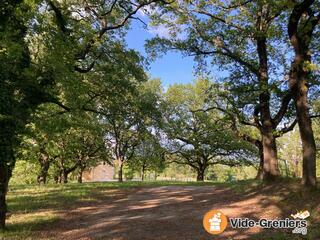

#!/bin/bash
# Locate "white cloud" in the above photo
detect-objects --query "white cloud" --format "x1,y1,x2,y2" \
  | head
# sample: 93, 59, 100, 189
147, 25, 171, 38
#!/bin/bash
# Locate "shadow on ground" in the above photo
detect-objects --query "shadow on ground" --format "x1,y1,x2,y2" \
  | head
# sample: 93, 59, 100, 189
35, 180, 320, 240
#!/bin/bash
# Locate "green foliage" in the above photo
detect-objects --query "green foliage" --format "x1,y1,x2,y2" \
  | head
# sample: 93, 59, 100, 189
277, 127, 302, 178
93, 79, 163, 168
10, 161, 39, 185
163, 78, 258, 178
123, 165, 135, 181
17, 104, 109, 183
128, 132, 166, 179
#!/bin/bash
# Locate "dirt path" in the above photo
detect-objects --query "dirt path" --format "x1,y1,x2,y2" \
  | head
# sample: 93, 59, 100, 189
40, 185, 293, 240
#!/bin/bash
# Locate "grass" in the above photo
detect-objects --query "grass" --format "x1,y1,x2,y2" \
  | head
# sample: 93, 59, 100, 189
1, 179, 319, 239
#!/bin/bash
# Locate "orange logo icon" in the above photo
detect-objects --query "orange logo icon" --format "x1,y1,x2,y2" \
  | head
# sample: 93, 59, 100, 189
203, 210, 228, 235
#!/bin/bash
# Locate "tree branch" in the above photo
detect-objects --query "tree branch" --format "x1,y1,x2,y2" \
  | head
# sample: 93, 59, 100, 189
272, 92, 292, 127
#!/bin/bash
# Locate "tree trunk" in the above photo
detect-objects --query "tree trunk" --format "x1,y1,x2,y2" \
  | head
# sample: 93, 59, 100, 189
118, 161, 123, 182
294, 79, 317, 187
141, 164, 145, 181
37, 161, 50, 184
0, 121, 15, 230
77, 168, 84, 183
61, 170, 68, 184
77, 171, 82, 183
289, 42, 317, 187
261, 130, 280, 181
292, 155, 300, 178
54, 174, 59, 184
256, 36, 280, 181
0, 164, 8, 230
196, 168, 205, 182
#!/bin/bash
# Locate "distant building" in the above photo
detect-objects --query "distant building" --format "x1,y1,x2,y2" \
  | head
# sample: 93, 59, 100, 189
82, 163, 115, 182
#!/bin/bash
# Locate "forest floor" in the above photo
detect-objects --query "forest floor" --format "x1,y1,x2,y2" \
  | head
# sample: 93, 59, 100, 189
1, 179, 320, 240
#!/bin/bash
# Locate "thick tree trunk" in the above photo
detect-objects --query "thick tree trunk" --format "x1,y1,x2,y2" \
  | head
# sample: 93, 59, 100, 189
294, 79, 317, 187
261, 130, 280, 181
0, 120, 15, 230
196, 168, 205, 181
289, 49, 317, 187
61, 171, 68, 184
256, 36, 280, 181
0, 164, 8, 230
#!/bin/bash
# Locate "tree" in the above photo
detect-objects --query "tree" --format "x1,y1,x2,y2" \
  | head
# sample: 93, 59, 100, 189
287, 0, 320, 187
0, 1, 40, 228
84, 79, 162, 182
128, 132, 165, 181
19, 105, 64, 185
52, 126, 108, 184
163, 79, 257, 181
19, 104, 108, 184
0, 0, 169, 228
147, 0, 297, 181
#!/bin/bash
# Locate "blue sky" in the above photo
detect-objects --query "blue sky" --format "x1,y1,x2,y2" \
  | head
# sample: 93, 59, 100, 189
125, 20, 195, 86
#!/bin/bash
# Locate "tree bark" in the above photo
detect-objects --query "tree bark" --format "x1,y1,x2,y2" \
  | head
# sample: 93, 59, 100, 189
141, 164, 146, 181
61, 170, 68, 184
37, 161, 50, 184
0, 120, 15, 230
77, 167, 85, 183
256, 36, 280, 181
196, 168, 205, 181
77, 170, 83, 183
261, 129, 280, 180
293, 78, 317, 187
288, 46, 317, 187
0, 164, 8, 230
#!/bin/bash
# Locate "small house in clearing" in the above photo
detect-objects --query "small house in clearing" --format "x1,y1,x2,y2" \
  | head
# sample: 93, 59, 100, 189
82, 163, 115, 182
